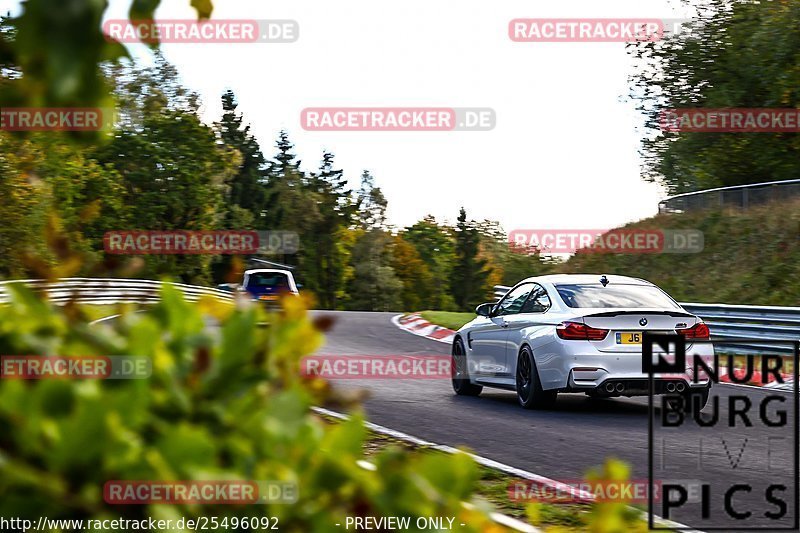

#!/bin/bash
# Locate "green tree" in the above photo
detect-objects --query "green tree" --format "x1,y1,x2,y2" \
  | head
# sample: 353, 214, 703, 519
264, 131, 301, 230
403, 216, 457, 310
0, 131, 127, 279
344, 172, 402, 311
355, 170, 388, 230
0, 0, 210, 128
94, 59, 238, 284
211, 89, 269, 283
215, 89, 268, 226
390, 235, 434, 311
345, 229, 403, 311
262, 131, 322, 272
450, 208, 489, 310
629, 0, 800, 194
475, 219, 549, 287
303, 152, 356, 308
0, 133, 46, 278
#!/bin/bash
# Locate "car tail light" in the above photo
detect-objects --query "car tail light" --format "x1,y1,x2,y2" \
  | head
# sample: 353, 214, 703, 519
677, 322, 710, 339
556, 321, 608, 341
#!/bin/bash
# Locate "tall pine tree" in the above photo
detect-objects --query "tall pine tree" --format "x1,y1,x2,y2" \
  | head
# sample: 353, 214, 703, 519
450, 207, 489, 310
344, 171, 402, 311
305, 152, 356, 308
263, 131, 321, 270
215, 89, 268, 227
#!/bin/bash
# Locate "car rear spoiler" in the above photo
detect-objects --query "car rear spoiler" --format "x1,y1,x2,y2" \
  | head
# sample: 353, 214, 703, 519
582, 310, 696, 319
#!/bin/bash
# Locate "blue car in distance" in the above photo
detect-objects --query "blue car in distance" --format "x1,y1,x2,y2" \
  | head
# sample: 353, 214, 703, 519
241, 269, 300, 303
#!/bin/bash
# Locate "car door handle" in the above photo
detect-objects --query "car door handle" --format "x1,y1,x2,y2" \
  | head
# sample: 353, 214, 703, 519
501, 321, 509, 328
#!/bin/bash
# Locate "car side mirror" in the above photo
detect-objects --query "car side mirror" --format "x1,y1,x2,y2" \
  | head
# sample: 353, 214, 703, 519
475, 303, 494, 317
296, 283, 303, 289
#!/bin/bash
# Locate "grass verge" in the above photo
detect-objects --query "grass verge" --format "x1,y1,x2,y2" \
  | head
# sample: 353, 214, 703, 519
359, 427, 619, 530
554, 198, 800, 306
419, 310, 475, 331
78, 304, 138, 322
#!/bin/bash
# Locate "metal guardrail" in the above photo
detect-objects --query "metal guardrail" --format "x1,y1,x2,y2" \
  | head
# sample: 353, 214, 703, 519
0, 278, 235, 305
658, 178, 800, 214
493, 285, 799, 355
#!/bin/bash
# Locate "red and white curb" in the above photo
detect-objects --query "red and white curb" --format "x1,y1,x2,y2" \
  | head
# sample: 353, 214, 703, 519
720, 366, 794, 390
392, 313, 456, 344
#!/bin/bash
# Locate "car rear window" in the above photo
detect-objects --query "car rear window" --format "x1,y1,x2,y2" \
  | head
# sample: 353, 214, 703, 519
250, 273, 290, 287
554, 283, 680, 309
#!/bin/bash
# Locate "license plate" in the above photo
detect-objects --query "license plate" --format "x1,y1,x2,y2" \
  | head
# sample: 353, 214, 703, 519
259, 295, 278, 301
616, 332, 642, 345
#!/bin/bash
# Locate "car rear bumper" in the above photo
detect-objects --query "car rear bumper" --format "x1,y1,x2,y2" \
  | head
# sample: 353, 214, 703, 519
568, 376, 709, 397
538, 341, 714, 393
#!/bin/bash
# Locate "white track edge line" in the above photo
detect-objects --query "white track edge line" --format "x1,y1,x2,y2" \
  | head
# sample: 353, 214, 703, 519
312, 407, 539, 532
311, 406, 703, 532
89, 314, 122, 325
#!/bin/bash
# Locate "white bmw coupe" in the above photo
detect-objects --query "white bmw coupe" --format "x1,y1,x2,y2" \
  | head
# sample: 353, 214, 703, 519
452, 274, 712, 409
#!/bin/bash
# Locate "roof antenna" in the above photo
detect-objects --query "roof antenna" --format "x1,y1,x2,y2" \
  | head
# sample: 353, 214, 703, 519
600, 275, 609, 287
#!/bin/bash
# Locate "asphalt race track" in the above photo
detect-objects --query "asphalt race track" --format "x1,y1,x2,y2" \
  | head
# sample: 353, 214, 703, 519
315, 311, 799, 532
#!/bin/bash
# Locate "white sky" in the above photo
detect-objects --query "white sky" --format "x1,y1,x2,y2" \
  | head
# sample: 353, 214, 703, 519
2, 0, 695, 233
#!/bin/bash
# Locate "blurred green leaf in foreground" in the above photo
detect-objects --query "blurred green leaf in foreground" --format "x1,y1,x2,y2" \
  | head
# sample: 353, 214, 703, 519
0, 287, 508, 532
1, 0, 214, 142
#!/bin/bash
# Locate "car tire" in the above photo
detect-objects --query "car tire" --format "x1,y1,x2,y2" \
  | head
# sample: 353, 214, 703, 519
683, 383, 711, 412
516, 346, 557, 409
452, 338, 482, 396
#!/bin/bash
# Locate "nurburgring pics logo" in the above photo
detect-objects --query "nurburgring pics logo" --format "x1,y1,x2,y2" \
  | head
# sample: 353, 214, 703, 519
645, 335, 799, 530
1, 108, 114, 131
103, 230, 299, 255
508, 229, 704, 254
103, 20, 299, 43
509, 18, 664, 42
103, 481, 297, 504
1, 356, 151, 380
300, 108, 495, 131
660, 109, 800, 133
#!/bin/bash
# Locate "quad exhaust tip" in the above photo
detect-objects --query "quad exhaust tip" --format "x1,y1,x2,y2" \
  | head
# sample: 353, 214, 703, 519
666, 382, 676, 393
605, 382, 615, 393
615, 383, 625, 393
676, 382, 686, 392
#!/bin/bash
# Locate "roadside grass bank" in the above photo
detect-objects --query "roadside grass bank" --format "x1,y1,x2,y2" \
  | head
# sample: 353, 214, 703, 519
553, 198, 800, 306
419, 310, 474, 331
